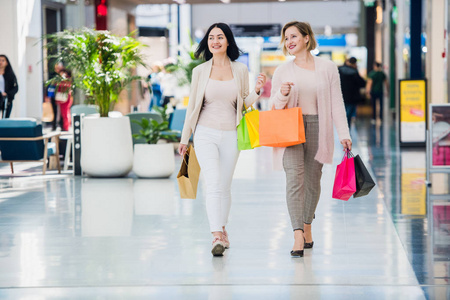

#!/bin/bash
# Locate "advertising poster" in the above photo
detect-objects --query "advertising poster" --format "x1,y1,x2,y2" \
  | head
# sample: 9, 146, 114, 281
430, 104, 450, 167
399, 79, 427, 146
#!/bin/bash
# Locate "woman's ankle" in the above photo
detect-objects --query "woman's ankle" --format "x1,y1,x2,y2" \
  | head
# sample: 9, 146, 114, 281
293, 230, 304, 250
212, 231, 223, 239
303, 223, 313, 242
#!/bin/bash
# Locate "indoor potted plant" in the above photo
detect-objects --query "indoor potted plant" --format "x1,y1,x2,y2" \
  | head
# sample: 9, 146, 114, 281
45, 28, 146, 177
132, 116, 178, 178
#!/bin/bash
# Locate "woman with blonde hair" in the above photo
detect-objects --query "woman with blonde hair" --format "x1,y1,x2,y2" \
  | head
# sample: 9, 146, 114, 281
178, 23, 266, 256
270, 21, 351, 257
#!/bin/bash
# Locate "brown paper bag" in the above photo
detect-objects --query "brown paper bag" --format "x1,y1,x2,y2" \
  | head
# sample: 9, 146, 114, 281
42, 102, 54, 122
177, 145, 201, 199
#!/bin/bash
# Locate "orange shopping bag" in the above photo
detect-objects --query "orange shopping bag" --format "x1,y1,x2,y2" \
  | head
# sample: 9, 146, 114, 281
259, 107, 305, 147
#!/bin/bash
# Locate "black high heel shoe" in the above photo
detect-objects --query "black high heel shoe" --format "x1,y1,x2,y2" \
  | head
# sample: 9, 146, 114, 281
290, 250, 304, 257
304, 241, 314, 249
291, 229, 304, 257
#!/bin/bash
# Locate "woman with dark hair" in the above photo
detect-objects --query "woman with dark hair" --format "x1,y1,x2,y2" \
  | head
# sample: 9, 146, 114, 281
178, 23, 266, 256
0, 55, 18, 118
270, 21, 351, 257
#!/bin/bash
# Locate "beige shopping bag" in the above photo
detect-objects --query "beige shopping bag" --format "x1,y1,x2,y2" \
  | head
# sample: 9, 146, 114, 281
177, 145, 201, 199
42, 102, 54, 122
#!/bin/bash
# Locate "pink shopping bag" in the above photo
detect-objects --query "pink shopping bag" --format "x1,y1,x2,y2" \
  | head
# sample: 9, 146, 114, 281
332, 150, 356, 201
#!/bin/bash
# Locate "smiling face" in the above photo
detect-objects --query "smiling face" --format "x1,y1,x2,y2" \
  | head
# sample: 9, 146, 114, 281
284, 26, 309, 56
208, 27, 228, 56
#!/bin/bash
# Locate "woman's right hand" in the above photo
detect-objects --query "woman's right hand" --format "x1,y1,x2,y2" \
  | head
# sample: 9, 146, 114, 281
178, 143, 188, 156
280, 82, 294, 96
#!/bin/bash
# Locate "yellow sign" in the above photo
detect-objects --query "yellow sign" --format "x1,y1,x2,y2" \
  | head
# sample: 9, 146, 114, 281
401, 172, 426, 215
400, 80, 426, 122
261, 51, 286, 66
400, 79, 427, 143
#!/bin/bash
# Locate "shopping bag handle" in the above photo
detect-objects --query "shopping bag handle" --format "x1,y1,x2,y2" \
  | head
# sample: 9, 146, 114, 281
242, 102, 257, 115
341, 149, 354, 161
182, 149, 191, 166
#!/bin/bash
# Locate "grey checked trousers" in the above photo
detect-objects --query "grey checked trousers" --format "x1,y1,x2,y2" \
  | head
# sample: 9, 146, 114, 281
282, 115, 323, 231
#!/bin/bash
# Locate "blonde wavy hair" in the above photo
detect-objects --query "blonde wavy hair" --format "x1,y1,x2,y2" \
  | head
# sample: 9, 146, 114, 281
280, 21, 317, 55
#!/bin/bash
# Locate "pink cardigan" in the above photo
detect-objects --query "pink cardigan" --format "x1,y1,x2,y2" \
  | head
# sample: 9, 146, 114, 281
270, 56, 351, 169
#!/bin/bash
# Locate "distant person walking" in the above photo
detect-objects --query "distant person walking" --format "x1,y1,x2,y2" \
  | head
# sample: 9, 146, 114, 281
338, 57, 366, 128
56, 68, 73, 131
148, 62, 164, 110
0, 55, 18, 118
47, 63, 64, 130
366, 62, 389, 124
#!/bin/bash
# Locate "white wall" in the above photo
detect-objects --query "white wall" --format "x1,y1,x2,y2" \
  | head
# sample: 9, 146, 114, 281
0, 0, 19, 106
18, 0, 43, 119
65, 1, 86, 29
109, 7, 128, 36
192, 1, 360, 33
0, 0, 43, 119
0, 0, 18, 58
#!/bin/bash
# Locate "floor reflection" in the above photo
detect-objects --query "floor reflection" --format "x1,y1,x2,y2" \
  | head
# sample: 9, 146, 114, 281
81, 178, 134, 237
134, 179, 175, 216
355, 117, 450, 292
0, 116, 448, 298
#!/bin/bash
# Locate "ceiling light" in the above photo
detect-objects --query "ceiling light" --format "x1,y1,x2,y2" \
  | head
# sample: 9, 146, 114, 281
221, 0, 231, 3
278, 0, 286, 2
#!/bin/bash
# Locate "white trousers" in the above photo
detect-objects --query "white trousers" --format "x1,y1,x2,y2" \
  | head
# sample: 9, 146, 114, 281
194, 125, 240, 232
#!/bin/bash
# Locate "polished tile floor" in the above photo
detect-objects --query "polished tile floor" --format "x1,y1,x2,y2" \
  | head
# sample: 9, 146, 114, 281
0, 118, 448, 299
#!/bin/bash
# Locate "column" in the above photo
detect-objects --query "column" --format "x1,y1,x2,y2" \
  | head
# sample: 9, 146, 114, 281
426, 0, 447, 104
410, 0, 423, 79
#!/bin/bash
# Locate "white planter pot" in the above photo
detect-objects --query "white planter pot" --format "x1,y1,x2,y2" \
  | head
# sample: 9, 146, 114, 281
133, 143, 175, 178
81, 116, 133, 177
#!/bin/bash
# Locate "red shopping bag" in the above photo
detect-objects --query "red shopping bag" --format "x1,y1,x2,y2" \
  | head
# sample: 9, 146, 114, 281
332, 150, 356, 201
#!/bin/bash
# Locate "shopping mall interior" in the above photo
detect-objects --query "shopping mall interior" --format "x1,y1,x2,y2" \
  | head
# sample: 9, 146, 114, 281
0, 0, 449, 299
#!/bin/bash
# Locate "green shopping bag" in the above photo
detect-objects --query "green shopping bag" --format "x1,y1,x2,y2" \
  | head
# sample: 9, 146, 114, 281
237, 115, 252, 150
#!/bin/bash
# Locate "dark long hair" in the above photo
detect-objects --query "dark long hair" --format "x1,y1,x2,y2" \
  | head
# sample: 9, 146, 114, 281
0, 55, 15, 78
195, 23, 242, 61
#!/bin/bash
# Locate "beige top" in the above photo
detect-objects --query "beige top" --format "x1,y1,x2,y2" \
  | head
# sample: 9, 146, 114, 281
197, 79, 238, 131
292, 65, 318, 115
180, 59, 260, 145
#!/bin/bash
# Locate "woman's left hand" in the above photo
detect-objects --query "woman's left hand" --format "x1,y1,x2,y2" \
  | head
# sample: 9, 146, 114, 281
341, 139, 352, 151
255, 73, 267, 94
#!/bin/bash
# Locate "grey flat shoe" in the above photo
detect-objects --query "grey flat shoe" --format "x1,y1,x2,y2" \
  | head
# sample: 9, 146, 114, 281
211, 237, 225, 256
